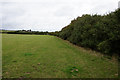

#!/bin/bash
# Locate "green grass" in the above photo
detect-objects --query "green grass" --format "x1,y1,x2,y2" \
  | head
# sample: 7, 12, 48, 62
2, 34, 118, 78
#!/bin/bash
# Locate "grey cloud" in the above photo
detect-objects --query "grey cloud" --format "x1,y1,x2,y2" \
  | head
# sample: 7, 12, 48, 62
118, 1, 120, 8
0, 0, 119, 31
54, 5, 75, 17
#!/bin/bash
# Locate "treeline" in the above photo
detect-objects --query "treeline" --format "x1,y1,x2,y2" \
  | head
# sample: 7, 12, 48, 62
1, 30, 49, 35
53, 9, 120, 56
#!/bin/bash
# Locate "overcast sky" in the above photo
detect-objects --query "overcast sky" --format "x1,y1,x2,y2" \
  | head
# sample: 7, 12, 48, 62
0, 0, 119, 32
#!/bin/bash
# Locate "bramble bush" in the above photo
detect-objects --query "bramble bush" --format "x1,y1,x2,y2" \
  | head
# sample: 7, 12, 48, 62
53, 9, 120, 56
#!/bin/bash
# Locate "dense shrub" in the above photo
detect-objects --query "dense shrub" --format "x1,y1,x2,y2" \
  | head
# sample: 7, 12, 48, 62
55, 9, 120, 56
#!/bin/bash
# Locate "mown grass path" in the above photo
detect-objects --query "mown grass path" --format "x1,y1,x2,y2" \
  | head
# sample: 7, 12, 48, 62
2, 34, 118, 78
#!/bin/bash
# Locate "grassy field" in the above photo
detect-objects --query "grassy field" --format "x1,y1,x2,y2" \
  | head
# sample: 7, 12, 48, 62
2, 34, 118, 78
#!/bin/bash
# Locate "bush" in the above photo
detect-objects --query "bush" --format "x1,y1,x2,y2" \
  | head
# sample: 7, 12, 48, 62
56, 9, 120, 56
97, 41, 111, 54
